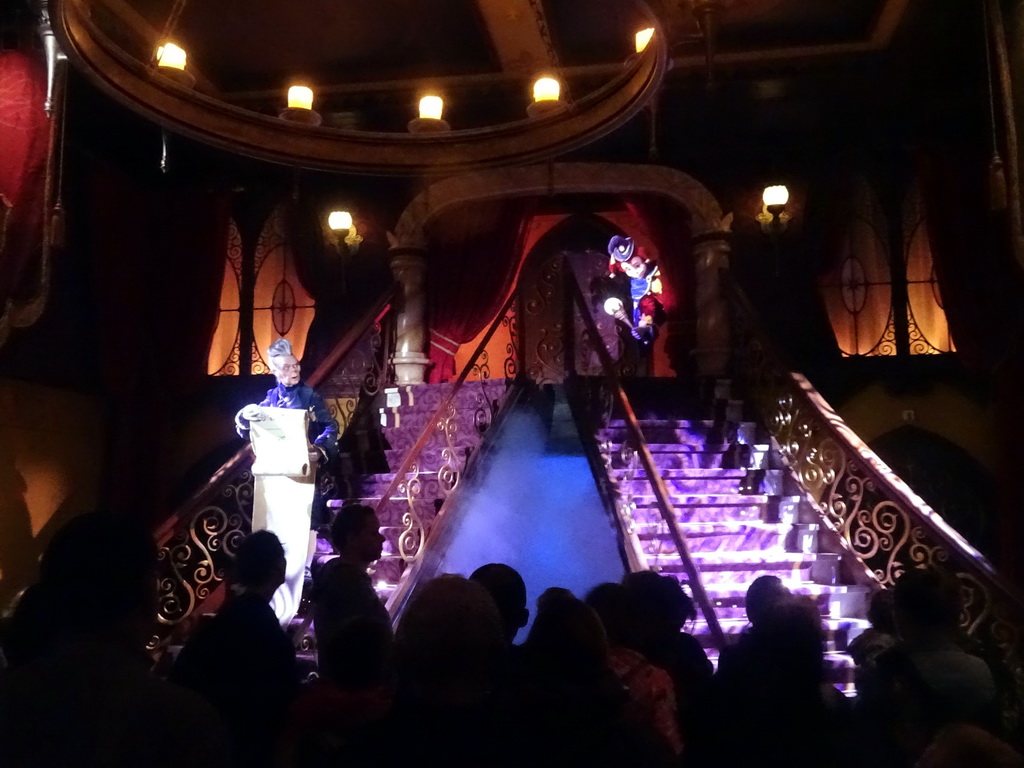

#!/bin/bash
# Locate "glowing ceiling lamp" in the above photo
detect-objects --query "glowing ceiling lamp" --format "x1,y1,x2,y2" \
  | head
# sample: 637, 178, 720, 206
635, 28, 655, 53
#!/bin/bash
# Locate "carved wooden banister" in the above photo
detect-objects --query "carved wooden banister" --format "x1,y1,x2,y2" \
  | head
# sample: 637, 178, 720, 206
722, 272, 1024, 720
148, 286, 396, 650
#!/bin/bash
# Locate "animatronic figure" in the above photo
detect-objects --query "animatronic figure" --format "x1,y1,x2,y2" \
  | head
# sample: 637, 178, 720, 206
602, 235, 665, 347
235, 338, 339, 626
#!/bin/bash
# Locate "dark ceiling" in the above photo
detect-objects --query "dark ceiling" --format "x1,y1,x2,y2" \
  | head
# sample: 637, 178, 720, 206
80, 0, 908, 113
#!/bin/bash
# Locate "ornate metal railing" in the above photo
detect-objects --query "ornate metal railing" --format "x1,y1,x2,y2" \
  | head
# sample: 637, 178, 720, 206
379, 292, 521, 616
566, 273, 727, 651
149, 287, 396, 650
724, 274, 1024, 698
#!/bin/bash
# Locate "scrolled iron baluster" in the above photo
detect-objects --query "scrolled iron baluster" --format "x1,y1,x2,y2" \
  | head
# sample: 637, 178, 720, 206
437, 403, 461, 496
502, 303, 519, 378
397, 463, 425, 560
957, 571, 994, 638
362, 320, 386, 396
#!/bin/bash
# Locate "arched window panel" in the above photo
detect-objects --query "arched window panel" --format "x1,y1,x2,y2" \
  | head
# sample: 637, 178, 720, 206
252, 205, 316, 372
903, 185, 955, 354
208, 219, 243, 375
819, 179, 896, 356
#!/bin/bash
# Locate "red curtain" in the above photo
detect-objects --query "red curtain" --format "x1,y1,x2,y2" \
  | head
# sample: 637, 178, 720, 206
0, 49, 48, 311
426, 199, 534, 382
918, 147, 1024, 372
84, 161, 230, 517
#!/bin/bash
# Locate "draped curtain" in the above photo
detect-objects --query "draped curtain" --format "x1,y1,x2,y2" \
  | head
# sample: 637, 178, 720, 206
85, 161, 230, 517
0, 49, 49, 327
286, 199, 392, 371
426, 199, 533, 382
918, 146, 1024, 372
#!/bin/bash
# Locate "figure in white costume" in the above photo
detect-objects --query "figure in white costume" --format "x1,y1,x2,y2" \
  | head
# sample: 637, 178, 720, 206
236, 339, 339, 627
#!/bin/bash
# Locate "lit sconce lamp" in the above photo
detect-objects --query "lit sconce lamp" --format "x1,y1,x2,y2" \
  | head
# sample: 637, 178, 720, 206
635, 28, 655, 54
279, 84, 322, 126
154, 42, 195, 89
527, 75, 566, 118
328, 210, 362, 254
408, 93, 451, 133
756, 184, 791, 235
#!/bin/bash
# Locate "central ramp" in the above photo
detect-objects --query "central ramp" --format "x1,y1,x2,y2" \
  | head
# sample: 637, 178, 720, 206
430, 393, 626, 640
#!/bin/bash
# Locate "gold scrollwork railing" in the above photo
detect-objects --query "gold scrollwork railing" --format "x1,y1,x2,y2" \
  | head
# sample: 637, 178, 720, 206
565, 274, 727, 651
380, 292, 521, 616
149, 287, 396, 649
723, 273, 1024, 692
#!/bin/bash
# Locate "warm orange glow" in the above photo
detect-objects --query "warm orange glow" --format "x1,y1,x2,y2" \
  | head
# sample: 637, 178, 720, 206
635, 28, 655, 53
419, 95, 444, 120
328, 211, 353, 231
288, 85, 314, 111
156, 42, 187, 70
762, 185, 790, 207
533, 76, 561, 103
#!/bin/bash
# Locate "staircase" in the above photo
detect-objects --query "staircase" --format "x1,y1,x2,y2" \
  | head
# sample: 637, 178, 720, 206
593, 379, 872, 692
318, 378, 512, 605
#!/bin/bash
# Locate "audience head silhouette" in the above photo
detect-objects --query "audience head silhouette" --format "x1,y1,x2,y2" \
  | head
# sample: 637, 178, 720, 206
585, 582, 639, 649
330, 503, 384, 566
470, 562, 529, 644
867, 587, 897, 635
38, 511, 157, 642
233, 530, 287, 598
395, 575, 505, 709
893, 566, 962, 642
744, 574, 790, 628
526, 588, 609, 683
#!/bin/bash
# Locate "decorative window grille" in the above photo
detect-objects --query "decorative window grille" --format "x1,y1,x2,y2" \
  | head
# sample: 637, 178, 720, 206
208, 207, 316, 376
818, 177, 953, 358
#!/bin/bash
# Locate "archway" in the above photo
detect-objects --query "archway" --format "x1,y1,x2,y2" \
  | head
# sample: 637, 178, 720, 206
388, 163, 732, 384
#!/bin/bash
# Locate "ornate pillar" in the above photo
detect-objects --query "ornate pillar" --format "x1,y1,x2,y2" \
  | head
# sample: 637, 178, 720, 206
388, 245, 431, 384
691, 233, 732, 377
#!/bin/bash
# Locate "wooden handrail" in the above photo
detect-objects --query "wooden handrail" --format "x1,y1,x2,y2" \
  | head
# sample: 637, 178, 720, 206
565, 275, 728, 651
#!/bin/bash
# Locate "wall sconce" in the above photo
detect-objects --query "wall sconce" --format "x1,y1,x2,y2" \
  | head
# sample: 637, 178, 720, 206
408, 94, 451, 133
154, 42, 195, 88
328, 210, 362, 254
280, 84, 322, 126
527, 76, 566, 117
635, 28, 655, 54
756, 184, 791, 235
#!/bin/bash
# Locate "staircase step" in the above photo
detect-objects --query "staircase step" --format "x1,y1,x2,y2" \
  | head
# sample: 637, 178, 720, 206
381, 380, 509, 415
607, 444, 775, 470
638, 521, 790, 553
630, 497, 767, 524
329, 472, 442, 500
611, 468, 787, 495
649, 552, 842, 584
603, 419, 762, 446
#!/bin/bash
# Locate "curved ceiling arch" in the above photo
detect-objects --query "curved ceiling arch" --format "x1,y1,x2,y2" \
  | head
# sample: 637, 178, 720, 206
52, 0, 667, 176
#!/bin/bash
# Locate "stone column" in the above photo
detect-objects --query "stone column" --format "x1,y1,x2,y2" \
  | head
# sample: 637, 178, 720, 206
389, 245, 431, 385
691, 234, 732, 377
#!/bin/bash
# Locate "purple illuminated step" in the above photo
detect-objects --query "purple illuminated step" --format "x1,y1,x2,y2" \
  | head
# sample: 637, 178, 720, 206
647, 552, 839, 581
638, 521, 790, 553
629, 495, 768, 524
